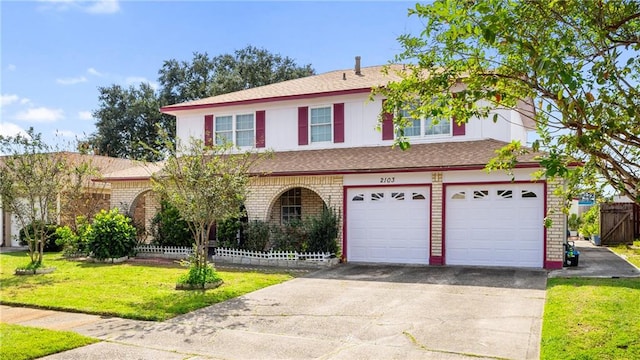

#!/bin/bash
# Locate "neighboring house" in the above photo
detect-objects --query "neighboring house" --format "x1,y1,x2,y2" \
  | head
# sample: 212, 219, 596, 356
102, 60, 565, 269
0, 153, 138, 247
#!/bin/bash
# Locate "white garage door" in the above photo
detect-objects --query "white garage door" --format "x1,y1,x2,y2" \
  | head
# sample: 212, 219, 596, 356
445, 184, 544, 268
347, 187, 430, 264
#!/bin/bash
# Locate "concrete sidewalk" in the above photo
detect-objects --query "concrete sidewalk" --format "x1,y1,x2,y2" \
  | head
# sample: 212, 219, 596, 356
548, 239, 640, 278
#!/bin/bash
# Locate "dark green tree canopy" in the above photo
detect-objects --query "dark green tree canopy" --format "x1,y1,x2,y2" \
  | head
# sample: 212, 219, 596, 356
89, 46, 314, 161
378, 0, 640, 204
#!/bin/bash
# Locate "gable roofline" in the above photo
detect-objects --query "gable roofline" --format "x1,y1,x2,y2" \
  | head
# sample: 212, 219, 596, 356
160, 88, 373, 114
160, 64, 403, 115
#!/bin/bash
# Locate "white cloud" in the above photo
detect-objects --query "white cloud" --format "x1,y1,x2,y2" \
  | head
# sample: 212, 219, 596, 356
78, 111, 93, 120
7, 64, 16, 71
125, 76, 159, 90
1, 94, 32, 107
85, 0, 120, 14
56, 76, 88, 85
87, 67, 104, 77
38, 0, 120, 14
15, 107, 65, 123
0, 122, 29, 138
1, 94, 20, 106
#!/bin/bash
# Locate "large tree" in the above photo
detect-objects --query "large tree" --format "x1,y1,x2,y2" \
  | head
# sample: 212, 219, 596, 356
89, 46, 314, 161
378, 0, 640, 204
88, 83, 166, 161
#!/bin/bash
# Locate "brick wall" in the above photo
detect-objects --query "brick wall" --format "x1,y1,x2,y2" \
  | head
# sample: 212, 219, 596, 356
546, 178, 566, 266
431, 173, 443, 260
246, 175, 344, 244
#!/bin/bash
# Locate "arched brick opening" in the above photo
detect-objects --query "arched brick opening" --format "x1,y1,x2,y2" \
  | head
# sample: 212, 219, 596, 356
266, 186, 326, 225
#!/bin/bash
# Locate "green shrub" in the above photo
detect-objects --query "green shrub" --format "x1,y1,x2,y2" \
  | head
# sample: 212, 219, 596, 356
88, 208, 137, 260
579, 205, 600, 237
567, 213, 582, 231
55, 216, 92, 256
242, 220, 270, 251
306, 206, 340, 253
270, 219, 308, 252
151, 199, 193, 247
216, 218, 242, 248
177, 246, 222, 287
19, 222, 62, 252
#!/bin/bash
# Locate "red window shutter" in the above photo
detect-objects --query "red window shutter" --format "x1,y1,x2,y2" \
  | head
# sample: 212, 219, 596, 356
381, 99, 394, 140
204, 114, 214, 146
452, 117, 466, 136
298, 106, 309, 145
256, 110, 266, 148
333, 103, 344, 143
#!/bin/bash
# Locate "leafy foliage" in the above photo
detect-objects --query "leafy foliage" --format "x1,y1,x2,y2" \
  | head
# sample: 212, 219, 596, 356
55, 216, 92, 256
378, 0, 640, 205
0, 129, 70, 266
242, 220, 271, 252
88, 209, 137, 260
150, 199, 193, 247
579, 205, 600, 237
88, 46, 314, 161
18, 222, 62, 252
177, 247, 222, 287
216, 217, 242, 248
306, 206, 340, 253
151, 132, 265, 272
270, 220, 309, 252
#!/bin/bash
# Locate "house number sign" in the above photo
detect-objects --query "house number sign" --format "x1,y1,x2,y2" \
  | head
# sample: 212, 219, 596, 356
380, 177, 395, 183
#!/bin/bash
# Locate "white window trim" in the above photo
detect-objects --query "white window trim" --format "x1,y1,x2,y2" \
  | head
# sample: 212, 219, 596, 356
214, 112, 256, 148
309, 105, 333, 143
399, 109, 452, 139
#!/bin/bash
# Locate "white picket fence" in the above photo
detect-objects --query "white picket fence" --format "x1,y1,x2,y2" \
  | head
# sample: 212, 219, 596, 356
134, 245, 337, 267
135, 245, 193, 259
215, 247, 332, 262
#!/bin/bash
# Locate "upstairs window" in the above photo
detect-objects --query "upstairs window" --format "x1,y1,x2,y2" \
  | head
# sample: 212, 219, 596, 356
215, 113, 255, 147
310, 106, 332, 142
399, 109, 451, 138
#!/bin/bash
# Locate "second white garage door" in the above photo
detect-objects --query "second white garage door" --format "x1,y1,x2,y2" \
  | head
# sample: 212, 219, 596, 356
347, 187, 430, 264
445, 183, 544, 268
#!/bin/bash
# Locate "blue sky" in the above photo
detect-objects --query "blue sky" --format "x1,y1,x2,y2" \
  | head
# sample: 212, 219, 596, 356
1, 0, 421, 146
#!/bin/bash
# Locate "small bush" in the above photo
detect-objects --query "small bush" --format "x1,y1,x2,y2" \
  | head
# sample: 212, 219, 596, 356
579, 205, 600, 237
177, 246, 222, 287
306, 206, 340, 253
242, 220, 271, 251
151, 199, 193, 247
19, 222, 63, 252
55, 216, 92, 256
270, 220, 308, 252
88, 209, 137, 260
216, 218, 242, 248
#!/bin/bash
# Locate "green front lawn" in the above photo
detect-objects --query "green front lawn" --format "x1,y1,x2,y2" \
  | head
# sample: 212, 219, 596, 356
0, 323, 98, 360
0, 252, 293, 321
610, 240, 640, 268
542, 278, 640, 360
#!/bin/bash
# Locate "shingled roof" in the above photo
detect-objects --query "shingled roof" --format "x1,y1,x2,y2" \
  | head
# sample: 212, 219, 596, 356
160, 64, 404, 113
249, 139, 541, 176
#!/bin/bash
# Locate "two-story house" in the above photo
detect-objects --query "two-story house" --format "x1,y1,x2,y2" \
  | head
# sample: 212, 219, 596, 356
105, 61, 565, 269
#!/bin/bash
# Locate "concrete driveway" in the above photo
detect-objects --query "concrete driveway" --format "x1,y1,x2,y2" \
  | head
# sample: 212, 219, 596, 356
36, 264, 546, 360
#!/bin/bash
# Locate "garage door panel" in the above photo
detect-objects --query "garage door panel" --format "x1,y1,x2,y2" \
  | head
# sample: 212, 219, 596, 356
446, 184, 544, 268
347, 187, 430, 264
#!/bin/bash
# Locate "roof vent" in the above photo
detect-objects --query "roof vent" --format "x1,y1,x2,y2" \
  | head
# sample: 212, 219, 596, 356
355, 56, 361, 76
342, 72, 346, 80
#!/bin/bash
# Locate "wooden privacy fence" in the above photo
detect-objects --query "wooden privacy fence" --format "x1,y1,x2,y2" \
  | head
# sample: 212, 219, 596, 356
600, 203, 640, 245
